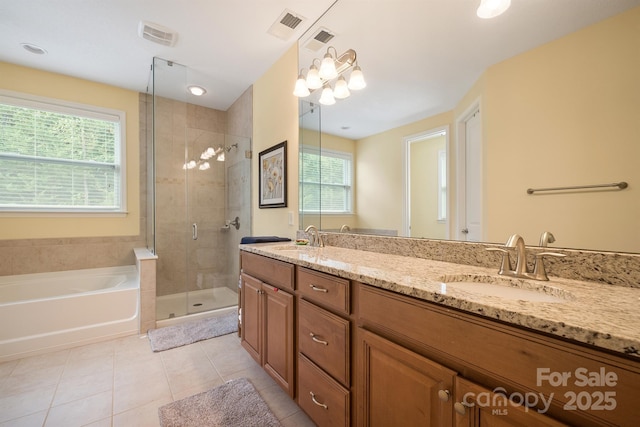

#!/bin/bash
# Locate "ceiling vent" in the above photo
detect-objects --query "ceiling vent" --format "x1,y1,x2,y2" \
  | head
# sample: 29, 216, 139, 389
303, 27, 335, 52
267, 9, 305, 41
138, 21, 178, 47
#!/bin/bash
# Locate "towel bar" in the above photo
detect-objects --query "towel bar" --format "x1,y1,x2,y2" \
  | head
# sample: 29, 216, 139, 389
527, 182, 628, 194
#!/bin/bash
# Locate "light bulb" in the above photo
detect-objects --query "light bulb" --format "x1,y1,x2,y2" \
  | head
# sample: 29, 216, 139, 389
216, 152, 225, 162
319, 86, 336, 106
319, 52, 338, 80
477, 0, 511, 19
187, 85, 206, 96
198, 162, 210, 170
306, 65, 322, 90
348, 66, 366, 90
333, 76, 350, 99
293, 73, 310, 97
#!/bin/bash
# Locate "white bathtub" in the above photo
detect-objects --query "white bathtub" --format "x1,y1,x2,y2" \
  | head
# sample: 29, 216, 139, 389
0, 265, 139, 361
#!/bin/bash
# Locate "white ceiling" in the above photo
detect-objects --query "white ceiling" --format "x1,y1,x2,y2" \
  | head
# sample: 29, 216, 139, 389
2, 0, 639, 139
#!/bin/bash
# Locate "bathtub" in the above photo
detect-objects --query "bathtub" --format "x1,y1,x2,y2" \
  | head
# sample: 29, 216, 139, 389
0, 265, 139, 361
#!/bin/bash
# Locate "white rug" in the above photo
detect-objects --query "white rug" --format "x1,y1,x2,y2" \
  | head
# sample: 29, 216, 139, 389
148, 311, 238, 352
158, 378, 281, 427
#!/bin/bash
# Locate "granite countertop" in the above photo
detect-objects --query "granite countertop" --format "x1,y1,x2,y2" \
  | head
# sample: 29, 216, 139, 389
241, 243, 640, 359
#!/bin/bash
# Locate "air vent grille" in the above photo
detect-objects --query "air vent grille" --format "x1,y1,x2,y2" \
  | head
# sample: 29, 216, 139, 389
303, 27, 336, 52
138, 21, 178, 47
281, 12, 303, 30
314, 30, 334, 44
268, 9, 306, 41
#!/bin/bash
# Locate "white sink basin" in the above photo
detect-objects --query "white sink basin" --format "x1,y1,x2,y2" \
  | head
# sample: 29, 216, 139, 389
438, 274, 573, 303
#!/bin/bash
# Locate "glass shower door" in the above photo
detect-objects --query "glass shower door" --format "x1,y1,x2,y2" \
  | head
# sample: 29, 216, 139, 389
152, 57, 190, 320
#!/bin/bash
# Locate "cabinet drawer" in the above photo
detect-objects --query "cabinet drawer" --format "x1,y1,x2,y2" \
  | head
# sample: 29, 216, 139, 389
241, 251, 294, 291
297, 267, 349, 314
298, 353, 350, 427
298, 299, 350, 386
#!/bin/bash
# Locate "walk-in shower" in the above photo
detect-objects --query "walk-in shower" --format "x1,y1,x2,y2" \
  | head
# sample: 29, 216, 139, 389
147, 58, 251, 323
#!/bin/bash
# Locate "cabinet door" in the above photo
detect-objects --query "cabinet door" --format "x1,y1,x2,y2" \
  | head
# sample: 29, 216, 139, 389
263, 283, 295, 398
240, 272, 262, 364
454, 377, 567, 427
357, 328, 455, 426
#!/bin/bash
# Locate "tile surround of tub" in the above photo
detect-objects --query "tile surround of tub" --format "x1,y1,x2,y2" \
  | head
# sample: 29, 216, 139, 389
316, 232, 640, 288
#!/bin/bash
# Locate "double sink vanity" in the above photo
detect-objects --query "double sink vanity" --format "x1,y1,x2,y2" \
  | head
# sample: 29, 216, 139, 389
239, 233, 640, 426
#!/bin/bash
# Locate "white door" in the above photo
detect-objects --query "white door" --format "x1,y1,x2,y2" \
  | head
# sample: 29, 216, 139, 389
457, 106, 482, 241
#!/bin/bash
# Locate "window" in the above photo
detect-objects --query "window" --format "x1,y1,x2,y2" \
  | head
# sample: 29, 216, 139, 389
299, 145, 352, 214
0, 91, 126, 214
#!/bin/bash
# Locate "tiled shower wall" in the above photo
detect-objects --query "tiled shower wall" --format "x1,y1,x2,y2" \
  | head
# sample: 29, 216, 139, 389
152, 96, 228, 296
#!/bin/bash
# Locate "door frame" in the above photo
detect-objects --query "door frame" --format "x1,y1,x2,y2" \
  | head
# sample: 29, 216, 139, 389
402, 125, 450, 237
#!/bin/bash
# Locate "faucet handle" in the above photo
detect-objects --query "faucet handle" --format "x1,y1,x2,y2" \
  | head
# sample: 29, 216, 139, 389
532, 251, 566, 280
486, 247, 513, 274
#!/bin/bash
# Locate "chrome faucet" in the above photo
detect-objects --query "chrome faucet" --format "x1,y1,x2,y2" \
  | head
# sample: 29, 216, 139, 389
539, 231, 555, 247
304, 225, 324, 247
340, 224, 351, 233
487, 233, 566, 281
505, 234, 528, 276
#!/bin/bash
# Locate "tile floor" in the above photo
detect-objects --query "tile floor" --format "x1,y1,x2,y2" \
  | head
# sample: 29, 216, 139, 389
0, 332, 315, 426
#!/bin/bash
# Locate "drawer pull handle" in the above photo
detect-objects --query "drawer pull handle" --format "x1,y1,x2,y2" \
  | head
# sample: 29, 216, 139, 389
310, 391, 328, 409
310, 333, 328, 345
309, 284, 328, 293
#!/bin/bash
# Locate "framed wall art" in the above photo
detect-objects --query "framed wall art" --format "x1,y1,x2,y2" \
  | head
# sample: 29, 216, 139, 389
258, 141, 287, 208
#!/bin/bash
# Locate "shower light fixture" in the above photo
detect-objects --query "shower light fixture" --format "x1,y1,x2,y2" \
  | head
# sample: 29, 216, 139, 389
294, 47, 365, 104
477, 0, 511, 18
188, 85, 207, 96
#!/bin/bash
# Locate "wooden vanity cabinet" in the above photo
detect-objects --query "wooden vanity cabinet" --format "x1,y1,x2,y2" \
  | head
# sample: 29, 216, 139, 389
239, 251, 640, 426
240, 252, 295, 398
356, 282, 640, 427
297, 266, 352, 427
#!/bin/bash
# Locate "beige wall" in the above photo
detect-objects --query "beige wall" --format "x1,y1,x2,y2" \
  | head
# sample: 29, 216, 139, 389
0, 62, 140, 239
478, 6, 639, 252
252, 44, 300, 238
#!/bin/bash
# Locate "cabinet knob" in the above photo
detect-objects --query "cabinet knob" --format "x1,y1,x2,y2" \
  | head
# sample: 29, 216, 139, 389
437, 389, 450, 402
310, 391, 328, 409
454, 402, 468, 415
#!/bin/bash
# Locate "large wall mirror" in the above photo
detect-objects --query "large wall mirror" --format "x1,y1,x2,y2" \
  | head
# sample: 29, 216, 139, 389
298, 0, 640, 253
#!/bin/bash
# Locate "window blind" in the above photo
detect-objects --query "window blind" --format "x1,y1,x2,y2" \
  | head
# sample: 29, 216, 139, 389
299, 146, 352, 213
0, 93, 124, 213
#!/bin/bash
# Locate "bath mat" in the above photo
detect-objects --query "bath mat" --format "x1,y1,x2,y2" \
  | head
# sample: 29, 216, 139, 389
148, 311, 238, 352
158, 377, 281, 427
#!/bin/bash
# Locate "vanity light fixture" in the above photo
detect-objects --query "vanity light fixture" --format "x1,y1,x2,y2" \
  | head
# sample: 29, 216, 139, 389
477, 0, 511, 19
294, 47, 365, 104
187, 85, 207, 96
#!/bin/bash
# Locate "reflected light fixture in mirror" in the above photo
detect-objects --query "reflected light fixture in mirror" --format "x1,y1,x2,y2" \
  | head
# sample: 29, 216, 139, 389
319, 85, 336, 105
477, 0, 511, 19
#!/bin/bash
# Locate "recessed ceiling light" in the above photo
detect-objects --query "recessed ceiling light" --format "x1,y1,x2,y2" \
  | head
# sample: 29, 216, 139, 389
188, 85, 207, 96
21, 43, 47, 55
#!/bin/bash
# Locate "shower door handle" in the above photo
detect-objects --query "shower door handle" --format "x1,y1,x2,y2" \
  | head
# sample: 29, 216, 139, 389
192, 223, 198, 240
